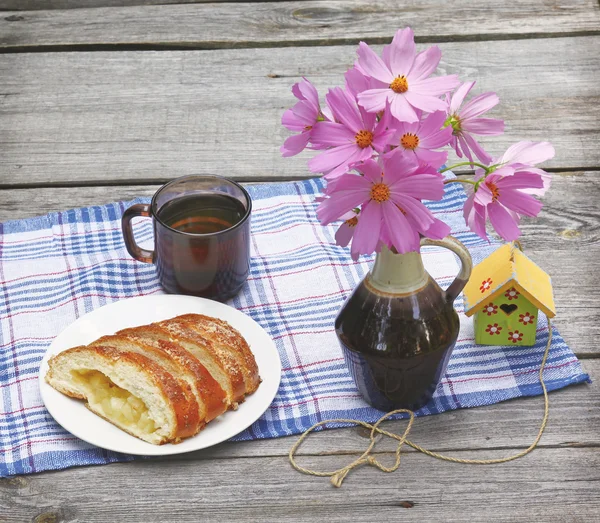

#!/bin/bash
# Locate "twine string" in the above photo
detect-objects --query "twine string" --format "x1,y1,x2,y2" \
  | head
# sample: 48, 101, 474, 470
289, 317, 552, 487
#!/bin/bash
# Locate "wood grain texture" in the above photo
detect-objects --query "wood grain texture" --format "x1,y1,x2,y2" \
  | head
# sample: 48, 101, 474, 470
1, 0, 599, 50
0, 37, 599, 187
1, 172, 599, 353
0, 0, 275, 9
1, 447, 599, 522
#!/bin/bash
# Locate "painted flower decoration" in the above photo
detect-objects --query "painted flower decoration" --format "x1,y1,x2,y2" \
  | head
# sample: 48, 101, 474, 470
356, 28, 460, 122
317, 153, 450, 257
445, 81, 504, 164
519, 312, 535, 325
480, 278, 493, 293
486, 324, 502, 335
390, 110, 452, 170
483, 303, 498, 316
309, 87, 395, 179
505, 287, 520, 300
508, 330, 524, 343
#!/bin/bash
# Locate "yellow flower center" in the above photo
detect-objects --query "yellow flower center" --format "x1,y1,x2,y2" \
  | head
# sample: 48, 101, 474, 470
486, 181, 500, 201
355, 130, 374, 149
370, 183, 390, 203
345, 216, 358, 227
400, 133, 420, 150
390, 76, 409, 94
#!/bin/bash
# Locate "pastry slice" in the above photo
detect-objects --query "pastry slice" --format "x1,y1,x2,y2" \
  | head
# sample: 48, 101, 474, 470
110, 328, 229, 421
45, 345, 200, 445
153, 320, 246, 404
175, 314, 261, 394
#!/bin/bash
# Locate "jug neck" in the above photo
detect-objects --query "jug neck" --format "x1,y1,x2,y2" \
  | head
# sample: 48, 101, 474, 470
368, 245, 429, 294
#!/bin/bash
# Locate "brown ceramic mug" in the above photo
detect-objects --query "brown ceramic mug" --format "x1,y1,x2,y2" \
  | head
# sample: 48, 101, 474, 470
122, 175, 252, 301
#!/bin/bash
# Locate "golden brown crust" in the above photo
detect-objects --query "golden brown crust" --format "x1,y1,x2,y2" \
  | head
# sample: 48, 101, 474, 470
156, 320, 246, 403
177, 314, 261, 394
63, 345, 201, 441
112, 328, 229, 422
91, 335, 207, 432
46, 313, 260, 445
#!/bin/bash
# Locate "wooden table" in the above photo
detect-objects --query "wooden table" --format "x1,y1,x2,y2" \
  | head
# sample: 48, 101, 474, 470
1, 1, 599, 521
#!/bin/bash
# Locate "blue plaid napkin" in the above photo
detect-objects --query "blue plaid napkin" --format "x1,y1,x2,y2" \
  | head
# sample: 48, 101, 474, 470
0, 177, 590, 477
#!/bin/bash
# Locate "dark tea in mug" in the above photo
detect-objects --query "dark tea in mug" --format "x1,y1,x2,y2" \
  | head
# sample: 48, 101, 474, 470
122, 175, 251, 301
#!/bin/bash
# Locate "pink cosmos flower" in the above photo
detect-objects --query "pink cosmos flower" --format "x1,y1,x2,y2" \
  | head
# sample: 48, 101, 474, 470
308, 87, 396, 179
334, 210, 360, 250
317, 153, 450, 256
390, 110, 452, 170
355, 28, 460, 123
446, 81, 504, 164
495, 141, 554, 196
280, 78, 322, 157
463, 167, 545, 241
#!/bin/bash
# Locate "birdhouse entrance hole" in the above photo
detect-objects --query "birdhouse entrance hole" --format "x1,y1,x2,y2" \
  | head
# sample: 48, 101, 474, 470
500, 303, 518, 316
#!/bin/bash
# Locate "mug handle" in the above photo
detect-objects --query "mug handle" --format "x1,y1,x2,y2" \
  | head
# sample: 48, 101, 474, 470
420, 236, 472, 304
122, 204, 154, 264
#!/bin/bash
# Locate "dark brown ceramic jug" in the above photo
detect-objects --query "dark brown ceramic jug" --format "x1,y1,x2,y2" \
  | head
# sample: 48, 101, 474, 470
336, 237, 472, 411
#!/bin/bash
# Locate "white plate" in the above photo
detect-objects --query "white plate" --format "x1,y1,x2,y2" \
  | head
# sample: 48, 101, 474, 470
38, 295, 281, 456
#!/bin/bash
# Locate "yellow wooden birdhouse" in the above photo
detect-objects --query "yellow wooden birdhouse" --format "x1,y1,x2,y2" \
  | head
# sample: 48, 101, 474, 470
463, 244, 556, 346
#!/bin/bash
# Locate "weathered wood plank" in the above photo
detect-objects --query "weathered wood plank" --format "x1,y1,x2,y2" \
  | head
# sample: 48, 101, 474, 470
1, 0, 281, 10
1, 0, 599, 50
0, 37, 598, 187
1, 171, 599, 353
1, 447, 599, 522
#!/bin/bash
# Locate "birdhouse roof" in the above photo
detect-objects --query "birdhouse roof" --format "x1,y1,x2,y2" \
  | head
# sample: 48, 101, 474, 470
463, 244, 556, 318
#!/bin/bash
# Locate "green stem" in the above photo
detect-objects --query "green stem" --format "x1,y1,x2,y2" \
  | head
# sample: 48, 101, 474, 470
443, 178, 477, 186
439, 161, 489, 173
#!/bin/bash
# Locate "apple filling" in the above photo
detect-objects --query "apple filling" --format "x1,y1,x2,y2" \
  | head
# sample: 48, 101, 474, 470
71, 370, 157, 434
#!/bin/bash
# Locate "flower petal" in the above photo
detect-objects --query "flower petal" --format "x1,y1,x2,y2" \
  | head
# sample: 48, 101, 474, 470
390, 173, 445, 200
345, 67, 370, 98
357, 88, 391, 113
461, 118, 505, 136
409, 46, 442, 82
418, 110, 447, 139
351, 201, 382, 256
316, 185, 369, 225
498, 188, 543, 217
280, 132, 310, 157
355, 158, 383, 183
403, 90, 448, 113
308, 143, 360, 173
499, 141, 555, 166
463, 133, 492, 163
335, 221, 355, 247
450, 81, 475, 114
488, 202, 521, 241
414, 148, 448, 170
410, 75, 461, 96
464, 196, 488, 240
356, 42, 394, 83
496, 171, 544, 190
381, 200, 420, 253
390, 93, 419, 122
326, 87, 365, 134
423, 218, 451, 240
310, 121, 356, 147
389, 27, 416, 76
460, 92, 500, 120
390, 193, 435, 231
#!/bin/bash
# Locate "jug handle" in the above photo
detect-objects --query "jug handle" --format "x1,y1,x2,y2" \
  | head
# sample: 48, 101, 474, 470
420, 236, 472, 304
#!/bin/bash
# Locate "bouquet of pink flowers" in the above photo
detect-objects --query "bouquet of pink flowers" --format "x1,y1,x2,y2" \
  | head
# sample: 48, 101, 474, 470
281, 27, 554, 260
